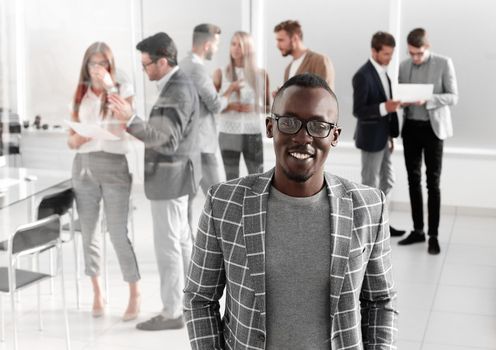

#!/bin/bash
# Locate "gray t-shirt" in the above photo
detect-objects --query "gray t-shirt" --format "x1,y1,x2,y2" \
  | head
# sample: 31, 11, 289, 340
265, 185, 331, 350
405, 55, 432, 121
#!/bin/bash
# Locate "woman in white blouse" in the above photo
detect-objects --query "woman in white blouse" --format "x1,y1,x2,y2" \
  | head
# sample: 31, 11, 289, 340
68, 42, 140, 321
213, 31, 270, 180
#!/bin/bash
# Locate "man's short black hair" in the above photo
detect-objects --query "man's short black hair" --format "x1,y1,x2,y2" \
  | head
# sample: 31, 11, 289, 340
272, 73, 338, 114
193, 23, 221, 47
371, 31, 396, 51
136, 32, 178, 66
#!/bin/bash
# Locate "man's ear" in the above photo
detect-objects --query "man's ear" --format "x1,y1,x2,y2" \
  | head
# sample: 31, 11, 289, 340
203, 41, 211, 53
266, 117, 274, 138
330, 127, 341, 147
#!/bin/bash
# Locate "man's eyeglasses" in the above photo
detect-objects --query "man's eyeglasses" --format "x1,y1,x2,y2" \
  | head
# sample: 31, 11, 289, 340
141, 60, 157, 70
270, 113, 337, 138
88, 60, 110, 68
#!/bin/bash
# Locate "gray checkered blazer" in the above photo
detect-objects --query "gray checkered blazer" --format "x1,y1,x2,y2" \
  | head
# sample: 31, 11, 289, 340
184, 168, 398, 349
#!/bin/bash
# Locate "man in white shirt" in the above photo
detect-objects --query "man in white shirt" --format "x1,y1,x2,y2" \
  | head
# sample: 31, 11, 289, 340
352, 31, 404, 237
274, 20, 335, 90
179, 23, 239, 232
397, 28, 458, 254
110, 32, 200, 331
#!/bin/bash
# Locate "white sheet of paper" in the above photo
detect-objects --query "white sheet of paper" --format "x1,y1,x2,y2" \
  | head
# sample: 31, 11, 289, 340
393, 84, 434, 102
65, 121, 120, 141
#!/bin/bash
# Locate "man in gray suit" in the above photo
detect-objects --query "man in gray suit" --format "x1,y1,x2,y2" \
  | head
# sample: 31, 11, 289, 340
109, 32, 200, 330
184, 74, 397, 349
397, 28, 458, 254
179, 23, 240, 231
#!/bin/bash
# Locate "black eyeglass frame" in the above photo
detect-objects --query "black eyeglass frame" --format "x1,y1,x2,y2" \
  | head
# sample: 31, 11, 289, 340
141, 60, 158, 70
269, 113, 337, 138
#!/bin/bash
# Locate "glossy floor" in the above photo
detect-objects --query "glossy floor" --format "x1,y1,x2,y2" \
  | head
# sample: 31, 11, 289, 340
0, 188, 495, 350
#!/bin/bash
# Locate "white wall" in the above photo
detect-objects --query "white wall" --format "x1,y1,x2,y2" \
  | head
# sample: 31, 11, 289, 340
400, 0, 496, 151
20, 0, 135, 125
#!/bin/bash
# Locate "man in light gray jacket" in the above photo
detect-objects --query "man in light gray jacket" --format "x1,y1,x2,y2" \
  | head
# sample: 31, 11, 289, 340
110, 32, 200, 330
179, 23, 239, 231
397, 28, 458, 255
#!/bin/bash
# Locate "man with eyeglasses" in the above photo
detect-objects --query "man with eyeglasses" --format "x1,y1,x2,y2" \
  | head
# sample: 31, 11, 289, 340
352, 31, 405, 238
397, 28, 458, 255
184, 73, 398, 349
109, 32, 200, 330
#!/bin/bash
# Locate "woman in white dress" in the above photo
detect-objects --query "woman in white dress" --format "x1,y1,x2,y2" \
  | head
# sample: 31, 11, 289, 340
67, 42, 140, 321
213, 31, 270, 180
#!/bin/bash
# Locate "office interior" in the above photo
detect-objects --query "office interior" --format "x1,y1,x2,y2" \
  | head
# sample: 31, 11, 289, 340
0, 0, 495, 349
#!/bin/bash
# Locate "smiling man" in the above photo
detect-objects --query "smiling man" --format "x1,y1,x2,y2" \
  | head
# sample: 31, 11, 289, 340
184, 73, 398, 349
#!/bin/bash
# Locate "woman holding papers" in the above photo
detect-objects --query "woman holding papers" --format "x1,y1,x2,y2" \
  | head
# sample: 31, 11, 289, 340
68, 42, 140, 321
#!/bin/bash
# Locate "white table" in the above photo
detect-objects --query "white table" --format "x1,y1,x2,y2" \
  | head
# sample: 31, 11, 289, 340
0, 167, 71, 239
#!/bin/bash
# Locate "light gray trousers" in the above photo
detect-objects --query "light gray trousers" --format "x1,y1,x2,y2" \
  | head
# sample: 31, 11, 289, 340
72, 152, 140, 283
150, 195, 192, 319
361, 145, 395, 198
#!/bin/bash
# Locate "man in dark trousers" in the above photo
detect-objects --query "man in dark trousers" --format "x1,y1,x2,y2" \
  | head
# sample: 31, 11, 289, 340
397, 28, 458, 254
352, 31, 404, 237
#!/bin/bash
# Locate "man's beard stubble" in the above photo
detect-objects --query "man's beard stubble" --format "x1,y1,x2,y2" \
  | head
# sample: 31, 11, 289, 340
282, 167, 313, 183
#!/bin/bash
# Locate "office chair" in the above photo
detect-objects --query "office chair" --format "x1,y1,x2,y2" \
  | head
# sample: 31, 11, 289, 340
0, 214, 71, 350
0, 188, 78, 307
36, 189, 77, 301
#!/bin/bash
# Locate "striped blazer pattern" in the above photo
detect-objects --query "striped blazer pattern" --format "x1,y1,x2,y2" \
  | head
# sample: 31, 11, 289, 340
184, 169, 398, 349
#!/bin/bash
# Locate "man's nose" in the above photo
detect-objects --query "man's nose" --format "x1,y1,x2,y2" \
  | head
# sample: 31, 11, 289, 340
292, 125, 313, 144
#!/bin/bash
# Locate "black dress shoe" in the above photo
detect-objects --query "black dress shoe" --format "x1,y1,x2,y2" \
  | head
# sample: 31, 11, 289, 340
398, 230, 425, 245
428, 237, 441, 255
390, 226, 406, 237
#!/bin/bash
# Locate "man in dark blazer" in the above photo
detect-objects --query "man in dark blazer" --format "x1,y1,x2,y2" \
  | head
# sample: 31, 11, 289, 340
110, 32, 200, 330
184, 74, 397, 349
352, 31, 404, 237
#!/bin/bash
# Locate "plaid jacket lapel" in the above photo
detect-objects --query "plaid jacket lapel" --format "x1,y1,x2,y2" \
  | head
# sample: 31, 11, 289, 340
242, 170, 273, 317
325, 173, 353, 319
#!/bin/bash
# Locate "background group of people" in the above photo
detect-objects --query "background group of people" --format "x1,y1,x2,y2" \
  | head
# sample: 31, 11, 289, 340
66, 17, 457, 347
352, 28, 458, 256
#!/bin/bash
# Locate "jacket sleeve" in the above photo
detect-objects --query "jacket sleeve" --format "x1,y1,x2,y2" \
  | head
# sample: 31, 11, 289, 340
127, 91, 193, 155
313, 54, 336, 91
360, 191, 399, 349
184, 188, 226, 350
191, 64, 227, 114
352, 72, 382, 120
426, 58, 458, 110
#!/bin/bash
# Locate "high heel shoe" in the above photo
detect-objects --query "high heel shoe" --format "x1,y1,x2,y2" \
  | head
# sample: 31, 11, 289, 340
92, 305, 105, 318
92, 297, 106, 318
122, 297, 141, 322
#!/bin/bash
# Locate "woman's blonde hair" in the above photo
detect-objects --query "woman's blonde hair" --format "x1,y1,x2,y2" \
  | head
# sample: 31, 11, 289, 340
225, 31, 266, 112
